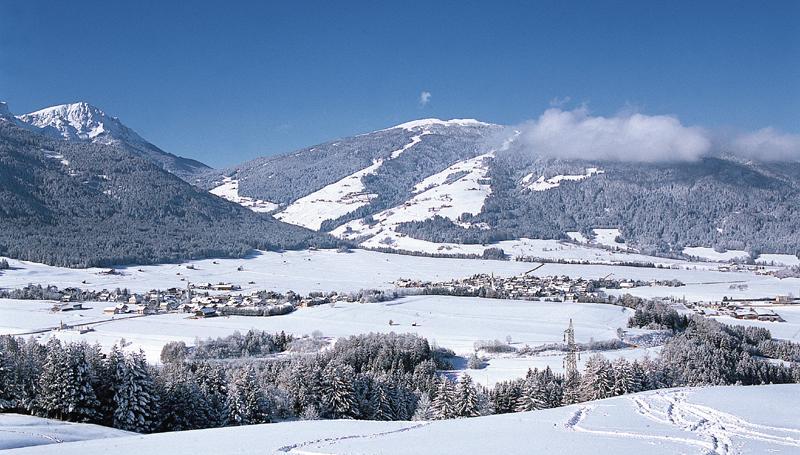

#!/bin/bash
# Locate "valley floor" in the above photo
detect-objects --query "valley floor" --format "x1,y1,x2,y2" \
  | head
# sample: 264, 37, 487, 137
3, 385, 798, 454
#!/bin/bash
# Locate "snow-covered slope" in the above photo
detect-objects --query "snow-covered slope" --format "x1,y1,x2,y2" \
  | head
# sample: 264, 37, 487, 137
17, 102, 209, 178
0, 414, 131, 450
7, 385, 799, 454
521, 167, 604, 191
209, 177, 278, 213
275, 131, 429, 229
332, 151, 495, 245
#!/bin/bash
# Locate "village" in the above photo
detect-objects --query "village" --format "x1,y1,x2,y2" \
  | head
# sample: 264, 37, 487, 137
395, 271, 684, 302
40, 281, 395, 322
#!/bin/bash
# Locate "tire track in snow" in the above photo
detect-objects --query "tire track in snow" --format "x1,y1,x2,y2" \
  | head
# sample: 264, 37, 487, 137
275, 421, 431, 454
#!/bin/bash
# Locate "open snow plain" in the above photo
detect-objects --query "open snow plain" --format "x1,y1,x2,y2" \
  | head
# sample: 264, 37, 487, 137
4, 385, 798, 455
2, 248, 797, 300
0, 295, 635, 364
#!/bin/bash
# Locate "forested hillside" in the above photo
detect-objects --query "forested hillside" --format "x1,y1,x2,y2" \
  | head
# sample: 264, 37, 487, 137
0, 119, 338, 267
213, 118, 800, 258
398, 151, 800, 256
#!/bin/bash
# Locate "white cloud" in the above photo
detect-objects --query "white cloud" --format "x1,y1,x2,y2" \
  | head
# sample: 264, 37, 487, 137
419, 91, 431, 107
729, 127, 800, 161
514, 107, 711, 162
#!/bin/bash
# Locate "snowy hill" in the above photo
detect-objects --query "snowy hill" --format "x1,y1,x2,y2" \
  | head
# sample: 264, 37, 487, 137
6, 385, 799, 454
0, 414, 131, 450
17, 102, 209, 179
197, 117, 800, 260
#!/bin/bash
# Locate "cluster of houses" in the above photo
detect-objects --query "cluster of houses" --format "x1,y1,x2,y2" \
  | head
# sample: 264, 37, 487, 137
395, 273, 683, 302
696, 305, 785, 322
47, 282, 394, 320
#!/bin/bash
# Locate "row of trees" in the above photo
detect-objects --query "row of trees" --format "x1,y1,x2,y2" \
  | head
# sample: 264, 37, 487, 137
2, 315, 799, 434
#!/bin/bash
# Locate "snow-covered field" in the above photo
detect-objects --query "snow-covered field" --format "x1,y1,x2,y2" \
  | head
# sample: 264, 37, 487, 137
0, 414, 131, 450
683, 246, 749, 262
6, 385, 799, 454
0, 295, 634, 362
2, 249, 797, 300
458, 346, 663, 388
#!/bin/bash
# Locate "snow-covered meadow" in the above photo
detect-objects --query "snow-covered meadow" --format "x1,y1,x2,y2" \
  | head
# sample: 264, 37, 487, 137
4, 385, 799, 454
0, 295, 635, 363
3, 248, 795, 298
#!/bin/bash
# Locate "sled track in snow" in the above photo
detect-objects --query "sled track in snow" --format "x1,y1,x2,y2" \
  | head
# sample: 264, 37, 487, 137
275, 421, 431, 454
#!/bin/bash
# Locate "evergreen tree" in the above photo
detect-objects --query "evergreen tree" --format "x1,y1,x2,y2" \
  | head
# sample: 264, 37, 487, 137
0, 347, 15, 410
157, 367, 209, 431
322, 363, 358, 419
515, 377, 546, 412
562, 371, 581, 405
580, 354, 614, 401
411, 392, 433, 421
37, 341, 100, 422
431, 377, 456, 419
227, 366, 270, 425
195, 362, 229, 427
612, 358, 634, 396
368, 381, 394, 420
113, 350, 158, 432
454, 375, 480, 417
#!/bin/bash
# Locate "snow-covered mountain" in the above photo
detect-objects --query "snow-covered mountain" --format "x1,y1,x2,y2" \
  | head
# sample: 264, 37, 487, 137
198, 117, 800, 259
0, 111, 336, 267
16, 102, 209, 179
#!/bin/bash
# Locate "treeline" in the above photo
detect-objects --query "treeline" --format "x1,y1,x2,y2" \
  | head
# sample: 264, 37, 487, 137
0, 332, 448, 431
1, 318, 798, 434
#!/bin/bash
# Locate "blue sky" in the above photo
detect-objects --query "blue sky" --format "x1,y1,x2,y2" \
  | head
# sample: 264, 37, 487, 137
1, 0, 798, 167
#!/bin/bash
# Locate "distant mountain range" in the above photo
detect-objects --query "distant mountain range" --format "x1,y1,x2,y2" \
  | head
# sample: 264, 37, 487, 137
2, 100, 798, 266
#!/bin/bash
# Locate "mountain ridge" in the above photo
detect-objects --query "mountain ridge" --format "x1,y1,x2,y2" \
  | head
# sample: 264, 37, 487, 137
16, 102, 210, 180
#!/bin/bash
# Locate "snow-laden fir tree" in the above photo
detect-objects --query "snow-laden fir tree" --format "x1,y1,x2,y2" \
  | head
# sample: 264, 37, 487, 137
454, 374, 480, 417
612, 358, 634, 396
412, 392, 433, 421
368, 381, 395, 420
157, 364, 210, 431
431, 377, 456, 419
113, 350, 158, 432
514, 377, 547, 412
321, 363, 358, 419
37, 341, 100, 422
0, 346, 15, 410
194, 362, 229, 427
580, 354, 614, 401
227, 366, 270, 425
